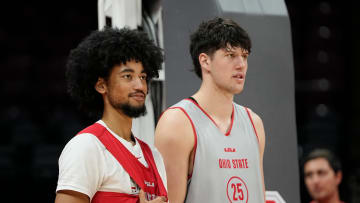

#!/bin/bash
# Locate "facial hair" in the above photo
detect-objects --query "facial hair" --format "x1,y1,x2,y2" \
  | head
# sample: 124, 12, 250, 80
108, 92, 147, 118
118, 102, 147, 118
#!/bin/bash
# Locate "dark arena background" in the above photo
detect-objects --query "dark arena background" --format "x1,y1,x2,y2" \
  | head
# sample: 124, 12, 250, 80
0, 1, 359, 202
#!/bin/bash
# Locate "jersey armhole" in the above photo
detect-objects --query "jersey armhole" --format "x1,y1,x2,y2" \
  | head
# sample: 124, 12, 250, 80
245, 107, 260, 144
168, 107, 197, 180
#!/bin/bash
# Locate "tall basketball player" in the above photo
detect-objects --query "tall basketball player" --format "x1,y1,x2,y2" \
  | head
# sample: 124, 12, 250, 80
155, 17, 266, 203
55, 28, 167, 203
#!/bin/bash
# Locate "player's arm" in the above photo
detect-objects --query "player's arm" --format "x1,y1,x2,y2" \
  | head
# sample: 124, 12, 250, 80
155, 108, 195, 203
249, 110, 266, 201
55, 190, 90, 203
55, 135, 103, 203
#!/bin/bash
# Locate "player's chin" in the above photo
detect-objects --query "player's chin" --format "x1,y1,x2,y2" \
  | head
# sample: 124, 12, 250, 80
231, 87, 244, 94
131, 103, 145, 109
311, 192, 326, 200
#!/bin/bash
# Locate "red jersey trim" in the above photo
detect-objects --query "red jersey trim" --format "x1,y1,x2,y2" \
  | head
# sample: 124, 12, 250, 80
245, 107, 260, 144
92, 191, 138, 203
78, 123, 168, 201
79, 123, 151, 170
225, 105, 235, 136
93, 191, 138, 197
184, 98, 235, 136
168, 106, 197, 180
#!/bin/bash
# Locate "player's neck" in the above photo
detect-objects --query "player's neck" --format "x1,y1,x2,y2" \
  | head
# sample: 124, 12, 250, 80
193, 83, 233, 121
101, 105, 133, 143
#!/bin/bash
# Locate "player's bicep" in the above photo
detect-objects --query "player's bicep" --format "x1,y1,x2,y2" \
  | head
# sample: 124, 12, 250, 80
55, 190, 90, 203
248, 109, 266, 195
155, 109, 195, 202
155, 109, 195, 166
249, 110, 266, 159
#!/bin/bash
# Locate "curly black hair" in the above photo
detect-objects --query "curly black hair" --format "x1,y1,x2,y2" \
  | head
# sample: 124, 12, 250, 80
190, 17, 252, 79
65, 27, 163, 118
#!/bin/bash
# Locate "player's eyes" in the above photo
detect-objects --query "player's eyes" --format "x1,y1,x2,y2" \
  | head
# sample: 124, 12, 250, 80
139, 75, 147, 80
122, 74, 132, 79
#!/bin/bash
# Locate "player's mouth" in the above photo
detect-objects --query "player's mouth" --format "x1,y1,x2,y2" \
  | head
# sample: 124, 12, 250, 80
312, 186, 323, 194
233, 73, 245, 82
129, 92, 145, 102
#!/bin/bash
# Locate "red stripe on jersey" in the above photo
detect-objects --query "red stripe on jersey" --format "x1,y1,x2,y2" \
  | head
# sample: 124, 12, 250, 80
245, 107, 260, 144
185, 98, 235, 136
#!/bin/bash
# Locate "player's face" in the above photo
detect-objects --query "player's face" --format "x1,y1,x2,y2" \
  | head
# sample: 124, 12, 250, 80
209, 46, 249, 95
304, 158, 341, 201
106, 60, 148, 118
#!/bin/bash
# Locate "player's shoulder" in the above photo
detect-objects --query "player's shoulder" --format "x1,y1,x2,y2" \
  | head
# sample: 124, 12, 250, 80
156, 107, 194, 138
156, 102, 195, 145
235, 103, 263, 125
241, 106, 265, 138
58, 132, 108, 175
158, 105, 192, 126
62, 132, 106, 155
247, 108, 262, 121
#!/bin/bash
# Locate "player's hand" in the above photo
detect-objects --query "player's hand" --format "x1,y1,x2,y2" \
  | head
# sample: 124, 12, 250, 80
139, 190, 167, 203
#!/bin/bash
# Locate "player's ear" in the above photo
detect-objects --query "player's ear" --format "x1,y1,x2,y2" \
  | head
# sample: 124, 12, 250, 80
199, 53, 211, 72
95, 77, 107, 94
335, 170, 342, 185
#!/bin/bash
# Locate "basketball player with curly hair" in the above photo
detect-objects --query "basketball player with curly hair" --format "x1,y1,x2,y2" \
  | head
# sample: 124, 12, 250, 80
55, 27, 167, 203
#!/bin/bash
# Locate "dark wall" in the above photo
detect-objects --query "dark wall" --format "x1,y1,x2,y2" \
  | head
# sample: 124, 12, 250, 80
285, 0, 358, 202
0, 1, 98, 202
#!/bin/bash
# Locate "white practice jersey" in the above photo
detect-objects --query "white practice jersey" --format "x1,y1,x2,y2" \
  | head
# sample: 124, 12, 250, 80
56, 120, 167, 201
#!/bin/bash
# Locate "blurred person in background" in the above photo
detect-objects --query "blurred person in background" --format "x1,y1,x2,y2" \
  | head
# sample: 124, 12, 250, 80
303, 149, 344, 203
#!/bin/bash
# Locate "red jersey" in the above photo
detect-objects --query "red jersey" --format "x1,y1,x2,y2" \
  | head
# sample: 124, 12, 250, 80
78, 123, 167, 203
